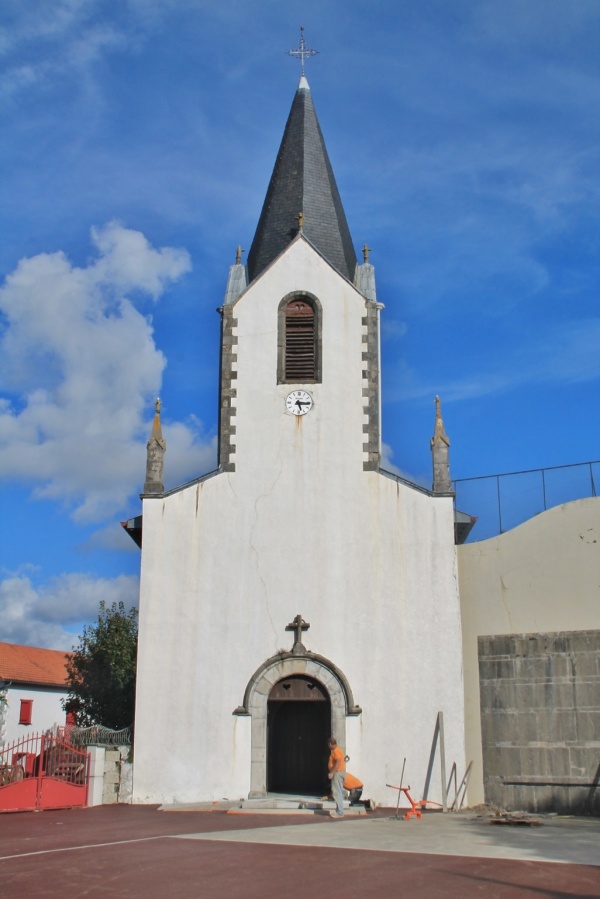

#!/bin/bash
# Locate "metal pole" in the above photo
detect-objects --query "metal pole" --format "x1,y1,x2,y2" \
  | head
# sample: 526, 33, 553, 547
541, 468, 547, 510
451, 761, 473, 811
438, 712, 448, 813
496, 475, 502, 534
394, 757, 406, 819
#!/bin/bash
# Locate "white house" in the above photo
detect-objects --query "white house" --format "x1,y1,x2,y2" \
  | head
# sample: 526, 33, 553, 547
0, 642, 70, 748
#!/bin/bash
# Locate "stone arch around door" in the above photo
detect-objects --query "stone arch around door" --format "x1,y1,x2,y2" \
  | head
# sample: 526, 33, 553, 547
233, 652, 362, 799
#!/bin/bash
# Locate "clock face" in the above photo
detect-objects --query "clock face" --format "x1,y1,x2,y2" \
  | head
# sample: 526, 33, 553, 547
285, 390, 313, 416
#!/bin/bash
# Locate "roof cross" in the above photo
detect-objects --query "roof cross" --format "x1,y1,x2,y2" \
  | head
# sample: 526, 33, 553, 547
287, 26, 318, 76
286, 613, 310, 655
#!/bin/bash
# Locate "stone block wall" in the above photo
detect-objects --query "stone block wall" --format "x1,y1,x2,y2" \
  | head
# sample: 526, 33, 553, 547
478, 630, 600, 815
89, 745, 132, 806
102, 748, 121, 804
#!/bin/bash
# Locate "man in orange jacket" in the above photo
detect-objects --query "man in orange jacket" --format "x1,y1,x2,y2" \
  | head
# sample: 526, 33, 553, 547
343, 771, 364, 806
327, 737, 346, 818
322, 771, 366, 806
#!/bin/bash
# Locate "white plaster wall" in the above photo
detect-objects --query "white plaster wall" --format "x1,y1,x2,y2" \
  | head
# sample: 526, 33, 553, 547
1, 685, 67, 748
87, 746, 106, 807
133, 241, 465, 807
458, 497, 600, 806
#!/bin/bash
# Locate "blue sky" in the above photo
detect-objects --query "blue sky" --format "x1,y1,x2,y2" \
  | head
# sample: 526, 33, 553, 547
1, 0, 598, 649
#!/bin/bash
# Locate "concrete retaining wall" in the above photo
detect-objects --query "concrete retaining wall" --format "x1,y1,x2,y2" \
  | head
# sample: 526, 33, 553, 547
479, 630, 600, 815
458, 498, 600, 808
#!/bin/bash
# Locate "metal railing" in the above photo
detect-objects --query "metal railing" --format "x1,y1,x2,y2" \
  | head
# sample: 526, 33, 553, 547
67, 724, 132, 747
453, 460, 598, 542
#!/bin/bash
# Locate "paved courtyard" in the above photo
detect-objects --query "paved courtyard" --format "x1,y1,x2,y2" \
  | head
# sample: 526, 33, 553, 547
1, 805, 599, 897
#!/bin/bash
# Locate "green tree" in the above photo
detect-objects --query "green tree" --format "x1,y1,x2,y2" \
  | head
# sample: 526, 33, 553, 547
65, 601, 138, 730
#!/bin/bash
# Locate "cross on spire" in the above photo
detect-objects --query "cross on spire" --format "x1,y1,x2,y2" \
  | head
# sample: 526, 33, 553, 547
287, 26, 318, 76
286, 613, 310, 655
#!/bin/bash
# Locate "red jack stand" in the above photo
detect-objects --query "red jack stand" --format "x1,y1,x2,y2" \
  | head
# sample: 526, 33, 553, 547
386, 783, 442, 821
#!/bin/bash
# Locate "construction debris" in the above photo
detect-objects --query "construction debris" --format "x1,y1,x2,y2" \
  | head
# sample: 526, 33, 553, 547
489, 811, 543, 826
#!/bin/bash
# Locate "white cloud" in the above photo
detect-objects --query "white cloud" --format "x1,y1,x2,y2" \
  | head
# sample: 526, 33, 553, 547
0, 2, 127, 103
380, 442, 428, 489
369, 131, 599, 317
388, 318, 600, 404
0, 222, 214, 522
381, 319, 408, 341
0, 571, 139, 650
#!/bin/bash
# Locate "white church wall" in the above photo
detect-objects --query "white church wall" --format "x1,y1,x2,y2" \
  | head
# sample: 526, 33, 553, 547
458, 497, 600, 807
134, 478, 464, 806
133, 240, 465, 807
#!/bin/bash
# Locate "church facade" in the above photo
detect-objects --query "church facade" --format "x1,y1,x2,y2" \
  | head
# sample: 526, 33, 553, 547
129, 75, 467, 807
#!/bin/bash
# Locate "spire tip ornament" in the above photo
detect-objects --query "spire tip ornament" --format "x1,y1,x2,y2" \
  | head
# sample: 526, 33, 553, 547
287, 26, 318, 77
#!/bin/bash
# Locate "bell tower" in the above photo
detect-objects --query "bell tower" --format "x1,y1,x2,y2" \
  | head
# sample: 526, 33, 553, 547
217, 70, 383, 476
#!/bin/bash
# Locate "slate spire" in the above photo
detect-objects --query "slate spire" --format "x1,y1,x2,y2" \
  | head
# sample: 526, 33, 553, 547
247, 77, 357, 283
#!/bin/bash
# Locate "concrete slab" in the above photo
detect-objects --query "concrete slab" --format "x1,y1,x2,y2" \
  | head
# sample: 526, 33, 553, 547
175, 810, 600, 867
1, 805, 598, 898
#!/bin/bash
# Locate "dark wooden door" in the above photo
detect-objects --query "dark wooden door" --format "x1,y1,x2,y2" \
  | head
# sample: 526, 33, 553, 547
267, 678, 330, 795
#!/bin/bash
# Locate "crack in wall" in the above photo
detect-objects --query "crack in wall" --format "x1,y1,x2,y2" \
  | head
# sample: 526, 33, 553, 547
247, 452, 286, 646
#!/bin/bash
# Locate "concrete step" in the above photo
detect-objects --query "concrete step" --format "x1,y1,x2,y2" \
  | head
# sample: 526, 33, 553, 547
235, 795, 368, 816
159, 795, 370, 816
231, 806, 367, 816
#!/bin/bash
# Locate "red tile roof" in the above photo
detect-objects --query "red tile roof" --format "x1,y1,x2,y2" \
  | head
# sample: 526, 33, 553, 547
0, 642, 70, 688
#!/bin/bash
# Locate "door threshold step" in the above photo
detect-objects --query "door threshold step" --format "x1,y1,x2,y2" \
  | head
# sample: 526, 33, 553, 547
159, 796, 369, 815
234, 797, 368, 815
229, 806, 367, 815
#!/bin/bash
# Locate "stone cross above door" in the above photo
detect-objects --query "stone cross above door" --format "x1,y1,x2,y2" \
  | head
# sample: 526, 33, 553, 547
286, 614, 310, 655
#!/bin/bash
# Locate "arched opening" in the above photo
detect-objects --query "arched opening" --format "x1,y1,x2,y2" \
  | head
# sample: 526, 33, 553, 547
235, 652, 361, 799
277, 293, 322, 385
267, 675, 331, 795
284, 299, 316, 381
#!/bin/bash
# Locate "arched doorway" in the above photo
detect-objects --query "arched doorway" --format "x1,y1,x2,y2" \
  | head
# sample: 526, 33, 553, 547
234, 651, 361, 799
267, 675, 330, 795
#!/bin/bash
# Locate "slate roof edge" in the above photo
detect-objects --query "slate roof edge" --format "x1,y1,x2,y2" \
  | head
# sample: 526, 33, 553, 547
376, 467, 435, 496
141, 466, 223, 500
230, 234, 366, 309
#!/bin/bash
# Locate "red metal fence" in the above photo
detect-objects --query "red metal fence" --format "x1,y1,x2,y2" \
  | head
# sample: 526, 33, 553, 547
0, 730, 90, 812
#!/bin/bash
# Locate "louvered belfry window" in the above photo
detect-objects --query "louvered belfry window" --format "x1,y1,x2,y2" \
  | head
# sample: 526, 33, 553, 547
285, 299, 316, 381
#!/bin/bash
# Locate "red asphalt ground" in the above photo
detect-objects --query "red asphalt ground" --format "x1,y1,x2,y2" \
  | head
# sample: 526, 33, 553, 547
1, 805, 599, 898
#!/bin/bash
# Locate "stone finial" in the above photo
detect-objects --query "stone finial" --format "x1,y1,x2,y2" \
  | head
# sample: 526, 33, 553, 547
355, 244, 377, 301
431, 395, 453, 495
296, 211, 304, 233
144, 397, 166, 495
235, 244, 244, 264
